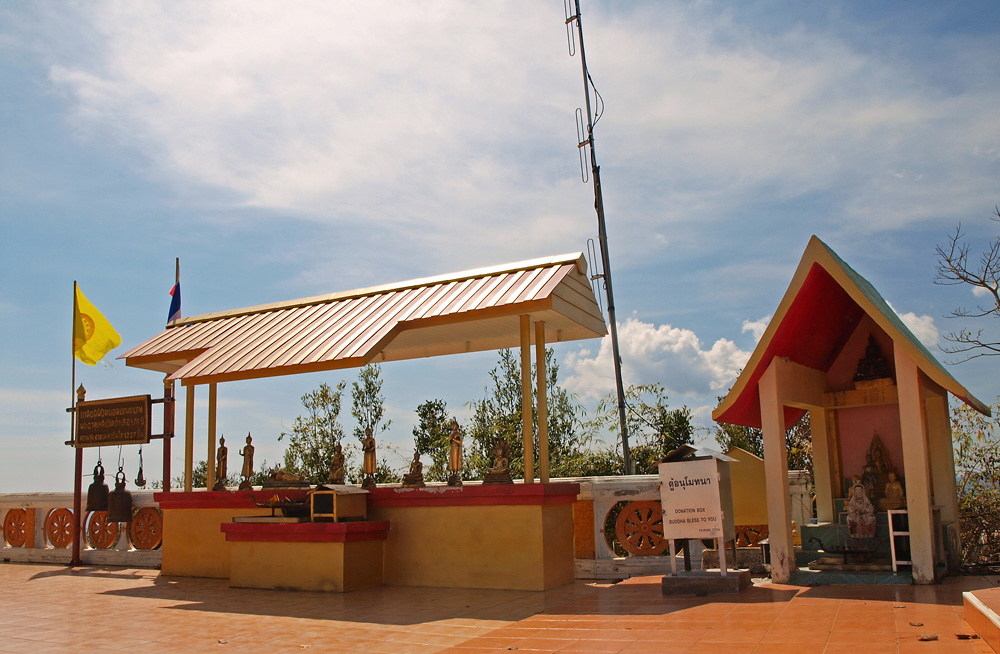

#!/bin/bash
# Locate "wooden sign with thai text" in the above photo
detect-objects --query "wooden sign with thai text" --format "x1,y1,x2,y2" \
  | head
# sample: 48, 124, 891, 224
75, 395, 151, 447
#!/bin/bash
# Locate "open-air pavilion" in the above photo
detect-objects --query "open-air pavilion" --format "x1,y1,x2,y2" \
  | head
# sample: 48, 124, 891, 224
713, 236, 989, 585
118, 252, 608, 592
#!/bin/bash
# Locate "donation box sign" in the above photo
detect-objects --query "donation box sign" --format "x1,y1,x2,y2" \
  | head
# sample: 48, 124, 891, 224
658, 457, 735, 541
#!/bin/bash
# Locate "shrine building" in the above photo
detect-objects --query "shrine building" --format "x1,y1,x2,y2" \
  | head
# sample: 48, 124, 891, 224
714, 236, 989, 584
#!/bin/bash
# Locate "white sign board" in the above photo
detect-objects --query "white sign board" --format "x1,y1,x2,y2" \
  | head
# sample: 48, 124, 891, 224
658, 458, 726, 540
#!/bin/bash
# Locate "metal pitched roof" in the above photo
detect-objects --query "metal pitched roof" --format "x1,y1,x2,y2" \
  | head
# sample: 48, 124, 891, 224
121, 253, 607, 385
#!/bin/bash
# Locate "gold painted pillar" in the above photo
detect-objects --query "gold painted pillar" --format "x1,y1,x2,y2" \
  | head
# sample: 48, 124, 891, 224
535, 321, 549, 483
925, 391, 957, 524
162, 378, 174, 492
184, 384, 195, 492
520, 314, 534, 483
894, 347, 936, 583
207, 383, 218, 490
759, 361, 795, 582
810, 407, 836, 523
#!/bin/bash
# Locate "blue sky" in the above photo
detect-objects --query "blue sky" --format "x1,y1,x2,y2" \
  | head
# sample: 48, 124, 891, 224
1, 1, 998, 493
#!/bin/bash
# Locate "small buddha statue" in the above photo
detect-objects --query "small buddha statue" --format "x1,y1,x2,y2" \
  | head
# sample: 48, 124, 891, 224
880, 471, 906, 510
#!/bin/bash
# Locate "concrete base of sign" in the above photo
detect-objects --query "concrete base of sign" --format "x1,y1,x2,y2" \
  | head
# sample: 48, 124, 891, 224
702, 547, 766, 574
661, 569, 752, 596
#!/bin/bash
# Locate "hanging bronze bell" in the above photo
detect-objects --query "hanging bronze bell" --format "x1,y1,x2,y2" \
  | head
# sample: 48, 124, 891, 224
107, 468, 133, 523
86, 462, 109, 512
134, 448, 146, 488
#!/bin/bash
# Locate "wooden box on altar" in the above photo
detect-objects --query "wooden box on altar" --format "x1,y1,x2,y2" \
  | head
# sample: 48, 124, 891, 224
310, 485, 368, 522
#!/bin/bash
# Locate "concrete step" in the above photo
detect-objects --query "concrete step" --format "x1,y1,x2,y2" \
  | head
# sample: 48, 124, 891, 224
964, 588, 1000, 653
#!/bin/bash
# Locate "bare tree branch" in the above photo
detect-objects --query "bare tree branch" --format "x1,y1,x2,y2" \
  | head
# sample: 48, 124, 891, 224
935, 207, 1000, 361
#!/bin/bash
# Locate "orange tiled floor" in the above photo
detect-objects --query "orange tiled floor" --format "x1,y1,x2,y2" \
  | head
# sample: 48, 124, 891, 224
0, 563, 996, 653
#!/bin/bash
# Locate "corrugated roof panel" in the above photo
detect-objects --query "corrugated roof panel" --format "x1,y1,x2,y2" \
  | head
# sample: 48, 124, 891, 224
277, 295, 380, 367
437, 277, 484, 315
238, 302, 338, 372
392, 284, 450, 323
531, 264, 571, 300
312, 291, 411, 363
219, 303, 326, 374
324, 291, 421, 363
480, 272, 523, 308
503, 268, 546, 305
178, 311, 275, 378
418, 281, 466, 319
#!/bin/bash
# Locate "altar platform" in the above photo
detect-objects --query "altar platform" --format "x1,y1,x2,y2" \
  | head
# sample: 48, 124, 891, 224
155, 482, 579, 592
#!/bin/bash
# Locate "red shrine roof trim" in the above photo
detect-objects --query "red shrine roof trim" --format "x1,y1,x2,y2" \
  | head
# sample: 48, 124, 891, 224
713, 236, 989, 428
120, 253, 607, 385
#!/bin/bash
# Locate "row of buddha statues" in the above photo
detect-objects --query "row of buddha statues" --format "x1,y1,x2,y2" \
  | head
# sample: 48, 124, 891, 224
209, 420, 515, 491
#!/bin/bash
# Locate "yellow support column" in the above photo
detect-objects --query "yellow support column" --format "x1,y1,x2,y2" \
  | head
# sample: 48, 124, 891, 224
759, 361, 795, 583
207, 383, 217, 490
184, 384, 195, 492
810, 407, 836, 523
535, 321, 549, 483
895, 347, 937, 583
520, 314, 533, 484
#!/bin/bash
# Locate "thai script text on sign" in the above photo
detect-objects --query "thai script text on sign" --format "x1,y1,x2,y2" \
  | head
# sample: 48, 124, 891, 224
76, 395, 151, 447
658, 459, 725, 539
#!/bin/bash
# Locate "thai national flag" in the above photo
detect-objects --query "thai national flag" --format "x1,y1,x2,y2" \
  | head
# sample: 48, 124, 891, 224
168, 282, 181, 324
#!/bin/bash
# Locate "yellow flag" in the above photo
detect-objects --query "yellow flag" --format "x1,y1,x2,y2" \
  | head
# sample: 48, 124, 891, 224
74, 285, 121, 366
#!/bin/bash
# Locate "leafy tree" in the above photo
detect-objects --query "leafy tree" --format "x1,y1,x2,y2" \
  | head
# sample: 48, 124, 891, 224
712, 392, 812, 473
785, 413, 812, 472
586, 383, 694, 474
542, 350, 591, 475
952, 400, 1000, 565
935, 207, 1000, 360
351, 364, 391, 441
466, 350, 525, 478
412, 399, 455, 482
713, 421, 764, 458
279, 381, 347, 484
350, 364, 395, 481
464, 348, 594, 479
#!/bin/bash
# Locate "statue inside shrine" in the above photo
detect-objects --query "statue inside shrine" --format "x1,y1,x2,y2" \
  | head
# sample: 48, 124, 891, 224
238, 433, 255, 491
361, 428, 377, 489
853, 335, 892, 382
213, 435, 228, 491
402, 451, 426, 488
880, 471, 906, 510
447, 420, 463, 487
860, 454, 879, 503
847, 479, 877, 538
328, 443, 346, 485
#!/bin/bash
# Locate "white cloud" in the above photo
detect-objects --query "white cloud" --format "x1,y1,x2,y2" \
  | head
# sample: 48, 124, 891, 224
43, 1, 593, 267
741, 315, 771, 342
893, 308, 940, 349
35, 0, 1000, 277
562, 318, 751, 402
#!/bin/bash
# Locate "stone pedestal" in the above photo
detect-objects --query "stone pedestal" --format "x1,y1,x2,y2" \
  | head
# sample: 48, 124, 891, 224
221, 521, 388, 592
661, 569, 752, 595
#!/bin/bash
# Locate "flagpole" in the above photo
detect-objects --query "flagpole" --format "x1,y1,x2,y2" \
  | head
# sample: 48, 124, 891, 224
70, 281, 83, 566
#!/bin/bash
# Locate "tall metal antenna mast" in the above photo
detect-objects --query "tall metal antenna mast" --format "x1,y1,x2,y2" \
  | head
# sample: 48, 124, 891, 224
565, 0, 633, 474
